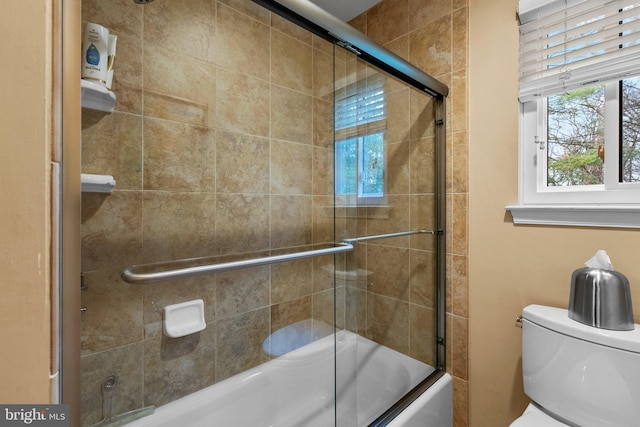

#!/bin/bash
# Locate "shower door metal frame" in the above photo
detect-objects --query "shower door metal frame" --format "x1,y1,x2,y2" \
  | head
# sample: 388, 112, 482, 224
252, 0, 448, 98
369, 96, 447, 427
250, 1, 449, 425
61, 0, 82, 424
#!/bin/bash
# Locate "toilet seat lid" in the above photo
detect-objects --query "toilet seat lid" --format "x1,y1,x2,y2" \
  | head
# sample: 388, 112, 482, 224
509, 404, 571, 427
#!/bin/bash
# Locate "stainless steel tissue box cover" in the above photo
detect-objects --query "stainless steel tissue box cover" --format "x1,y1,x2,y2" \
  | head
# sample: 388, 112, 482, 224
569, 267, 634, 331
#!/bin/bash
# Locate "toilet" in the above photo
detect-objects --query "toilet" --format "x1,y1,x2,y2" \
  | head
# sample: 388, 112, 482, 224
510, 304, 640, 427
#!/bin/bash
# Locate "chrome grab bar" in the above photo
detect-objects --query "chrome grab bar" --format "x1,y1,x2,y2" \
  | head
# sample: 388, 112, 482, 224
121, 242, 354, 285
121, 229, 435, 285
342, 229, 435, 243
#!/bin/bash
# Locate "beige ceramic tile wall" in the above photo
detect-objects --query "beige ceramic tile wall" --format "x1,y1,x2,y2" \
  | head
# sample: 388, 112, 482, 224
80, 0, 337, 424
350, 0, 469, 425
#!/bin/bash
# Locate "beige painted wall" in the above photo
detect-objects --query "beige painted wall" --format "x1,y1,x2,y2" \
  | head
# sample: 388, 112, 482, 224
0, 1, 54, 402
469, 0, 640, 425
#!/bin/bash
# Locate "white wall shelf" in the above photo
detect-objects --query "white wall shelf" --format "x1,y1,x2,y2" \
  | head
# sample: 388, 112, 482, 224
81, 79, 116, 112
81, 173, 116, 193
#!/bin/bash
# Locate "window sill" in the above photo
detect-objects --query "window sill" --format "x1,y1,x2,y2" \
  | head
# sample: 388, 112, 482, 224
505, 205, 640, 229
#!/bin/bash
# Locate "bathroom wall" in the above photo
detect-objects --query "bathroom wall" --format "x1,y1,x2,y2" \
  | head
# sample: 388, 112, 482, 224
468, 0, 640, 425
80, 0, 338, 424
350, 0, 470, 425
0, 0, 56, 403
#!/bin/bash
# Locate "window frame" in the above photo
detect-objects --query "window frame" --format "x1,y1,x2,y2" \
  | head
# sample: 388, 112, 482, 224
520, 81, 640, 205
510, 81, 640, 228
334, 72, 388, 207
334, 131, 388, 207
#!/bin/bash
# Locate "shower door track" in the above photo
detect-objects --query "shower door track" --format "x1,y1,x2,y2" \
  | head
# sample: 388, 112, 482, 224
251, 0, 448, 98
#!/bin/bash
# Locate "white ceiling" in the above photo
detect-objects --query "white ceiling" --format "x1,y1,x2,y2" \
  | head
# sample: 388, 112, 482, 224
310, 0, 382, 22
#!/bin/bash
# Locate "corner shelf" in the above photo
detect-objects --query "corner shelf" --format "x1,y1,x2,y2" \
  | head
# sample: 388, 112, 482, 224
81, 174, 116, 193
81, 79, 116, 112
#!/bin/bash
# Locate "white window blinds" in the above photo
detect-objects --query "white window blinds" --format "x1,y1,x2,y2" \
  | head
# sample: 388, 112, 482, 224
519, 0, 640, 101
335, 73, 386, 136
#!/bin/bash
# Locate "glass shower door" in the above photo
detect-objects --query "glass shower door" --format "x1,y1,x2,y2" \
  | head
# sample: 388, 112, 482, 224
333, 47, 442, 426
78, 1, 445, 426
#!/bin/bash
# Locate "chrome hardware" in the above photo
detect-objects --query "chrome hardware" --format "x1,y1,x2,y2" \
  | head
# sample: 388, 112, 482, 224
102, 375, 116, 392
122, 243, 354, 284
515, 315, 523, 328
534, 135, 546, 150
337, 41, 361, 55
329, 33, 362, 55
98, 374, 156, 425
122, 229, 440, 285
81, 307, 88, 313
102, 375, 117, 422
343, 229, 435, 244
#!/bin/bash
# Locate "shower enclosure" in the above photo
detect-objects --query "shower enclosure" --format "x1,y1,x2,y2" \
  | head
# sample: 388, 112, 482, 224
79, 0, 447, 425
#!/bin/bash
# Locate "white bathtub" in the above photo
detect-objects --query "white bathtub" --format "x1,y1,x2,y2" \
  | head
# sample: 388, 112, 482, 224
124, 331, 452, 427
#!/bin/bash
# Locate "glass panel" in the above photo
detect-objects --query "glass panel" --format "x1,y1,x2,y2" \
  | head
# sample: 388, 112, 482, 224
546, 84, 605, 186
335, 68, 387, 205
334, 48, 438, 427
80, 1, 340, 425
336, 137, 358, 195
621, 77, 640, 182
359, 132, 385, 198
80, 1, 442, 426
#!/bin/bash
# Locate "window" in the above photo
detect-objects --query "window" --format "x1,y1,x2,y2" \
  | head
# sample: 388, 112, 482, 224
511, 0, 640, 227
334, 73, 387, 205
335, 133, 385, 199
521, 79, 640, 204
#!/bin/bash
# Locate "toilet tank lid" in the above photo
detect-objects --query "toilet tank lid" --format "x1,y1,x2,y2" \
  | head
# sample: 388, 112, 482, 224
523, 305, 640, 354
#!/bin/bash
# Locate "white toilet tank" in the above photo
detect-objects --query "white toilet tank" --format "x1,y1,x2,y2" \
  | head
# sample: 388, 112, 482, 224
522, 304, 640, 427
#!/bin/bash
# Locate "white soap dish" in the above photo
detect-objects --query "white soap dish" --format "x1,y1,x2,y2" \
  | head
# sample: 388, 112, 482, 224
163, 299, 206, 338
